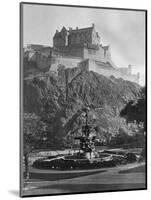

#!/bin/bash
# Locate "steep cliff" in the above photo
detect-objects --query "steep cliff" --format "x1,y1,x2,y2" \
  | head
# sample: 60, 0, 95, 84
24, 66, 141, 145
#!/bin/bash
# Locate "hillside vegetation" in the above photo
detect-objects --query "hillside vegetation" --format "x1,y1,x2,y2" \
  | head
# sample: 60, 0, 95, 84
23, 66, 143, 150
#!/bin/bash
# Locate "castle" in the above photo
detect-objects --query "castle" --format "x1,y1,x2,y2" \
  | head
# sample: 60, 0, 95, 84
51, 24, 115, 70
24, 24, 140, 84
53, 23, 110, 61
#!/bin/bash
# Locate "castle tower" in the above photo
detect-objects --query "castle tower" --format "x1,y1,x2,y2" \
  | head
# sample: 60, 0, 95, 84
92, 23, 95, 28
53, 26, 68, 48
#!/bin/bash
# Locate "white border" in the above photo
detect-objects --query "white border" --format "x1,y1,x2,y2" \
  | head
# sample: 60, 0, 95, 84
0, 0, 150, 200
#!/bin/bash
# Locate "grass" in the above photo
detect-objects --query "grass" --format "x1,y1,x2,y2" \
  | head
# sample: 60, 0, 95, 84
119, 164, 146, 174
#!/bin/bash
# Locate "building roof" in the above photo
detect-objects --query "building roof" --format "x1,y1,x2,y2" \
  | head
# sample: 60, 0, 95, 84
69, 26, 93, 34
54, 25, 94, 38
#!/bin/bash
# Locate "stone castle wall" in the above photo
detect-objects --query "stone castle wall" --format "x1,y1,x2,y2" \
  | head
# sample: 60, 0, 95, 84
87, 60, 139, 84
53, 46, 84, 58
49, 51, 139, 84
36, 53, 51, 70
25, 46, 139, 84
84, 47, 106, 62
24, 46, 52, 71
50, 55, 82, 72
53, 44, 110, 62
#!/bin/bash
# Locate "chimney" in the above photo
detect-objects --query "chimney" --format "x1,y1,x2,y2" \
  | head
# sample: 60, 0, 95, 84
56, 29, 59, 33
128, 64, 132, 74
69, 27, 72, 31
92, 23, 95, 28
76, 27, 78, 30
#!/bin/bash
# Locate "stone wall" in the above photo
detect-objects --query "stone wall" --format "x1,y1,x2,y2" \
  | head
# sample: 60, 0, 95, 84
52, 44, 111, 65
49, 46, 139, 84
88, 59, 139, 84
83, 45, 112, 63
49, 56, 139, 84
36, 53, 51, 70
83, 46, 105, 61
24, 46, 52, 71
50, 55, 82, 72
53, 46, 84, 58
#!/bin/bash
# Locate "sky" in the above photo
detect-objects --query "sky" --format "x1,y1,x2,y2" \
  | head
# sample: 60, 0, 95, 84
23, 4, 146, 85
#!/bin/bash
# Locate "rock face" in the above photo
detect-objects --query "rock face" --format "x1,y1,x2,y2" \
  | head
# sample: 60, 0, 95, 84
24, 66, 141, 144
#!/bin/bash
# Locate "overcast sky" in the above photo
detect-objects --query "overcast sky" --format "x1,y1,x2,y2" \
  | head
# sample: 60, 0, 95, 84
23, 4, 146, 85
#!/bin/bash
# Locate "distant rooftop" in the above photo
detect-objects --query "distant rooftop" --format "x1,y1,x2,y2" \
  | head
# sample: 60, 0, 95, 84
54, 24, 97, 38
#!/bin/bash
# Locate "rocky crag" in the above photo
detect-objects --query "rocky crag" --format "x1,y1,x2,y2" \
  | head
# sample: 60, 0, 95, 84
23, 64, 142, 147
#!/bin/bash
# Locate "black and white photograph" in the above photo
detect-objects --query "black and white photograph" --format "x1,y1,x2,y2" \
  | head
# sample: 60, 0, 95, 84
20, 2, 147, 197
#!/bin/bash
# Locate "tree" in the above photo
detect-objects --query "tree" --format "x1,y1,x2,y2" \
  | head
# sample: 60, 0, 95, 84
120, 87, 146, 161
23, 113, 48, 153
120, 87, 146, 131
23, 113, 49, 179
